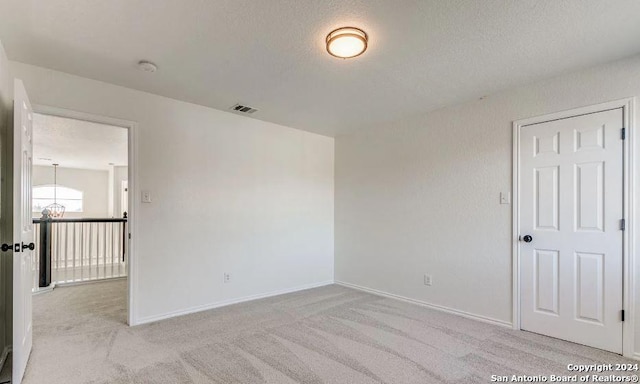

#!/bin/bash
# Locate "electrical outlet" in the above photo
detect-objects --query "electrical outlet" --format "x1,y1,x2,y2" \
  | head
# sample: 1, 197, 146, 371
223, 273, 231, 283
424, 274, 433, 286
141, 191, 152, 203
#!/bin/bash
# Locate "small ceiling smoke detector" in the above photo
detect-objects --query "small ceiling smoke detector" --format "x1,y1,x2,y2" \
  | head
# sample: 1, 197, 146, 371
137, 60, 157, 73
230, 103, 258, 114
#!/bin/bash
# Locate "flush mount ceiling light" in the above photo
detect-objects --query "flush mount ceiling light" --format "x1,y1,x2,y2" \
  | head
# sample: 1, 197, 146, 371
326, 27, 368, 59
137, 60, 157, 73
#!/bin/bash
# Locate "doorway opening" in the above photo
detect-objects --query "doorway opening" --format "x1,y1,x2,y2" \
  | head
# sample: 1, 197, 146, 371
31, 112, 129, 291
28, 104, 138, 329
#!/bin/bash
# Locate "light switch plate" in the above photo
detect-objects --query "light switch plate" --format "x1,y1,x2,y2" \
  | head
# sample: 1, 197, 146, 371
500, 192, 510, 205
141, 191, 152, 203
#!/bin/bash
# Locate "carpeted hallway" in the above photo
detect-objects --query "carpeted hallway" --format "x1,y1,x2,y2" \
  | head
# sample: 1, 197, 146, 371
24, 280, 632, 384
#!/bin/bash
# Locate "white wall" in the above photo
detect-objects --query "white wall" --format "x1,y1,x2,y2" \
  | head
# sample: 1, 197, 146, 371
10, 61, 334, 324
32, 165, 109, 218
0, 39, 11, 366
335, 54, 640, 353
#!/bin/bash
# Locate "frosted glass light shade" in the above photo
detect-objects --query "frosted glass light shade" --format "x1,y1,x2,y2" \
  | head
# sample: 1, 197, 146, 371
326, 27, 368, 59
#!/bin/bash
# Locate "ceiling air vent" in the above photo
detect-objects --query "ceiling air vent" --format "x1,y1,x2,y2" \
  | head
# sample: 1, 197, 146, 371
230, 103, 258, 114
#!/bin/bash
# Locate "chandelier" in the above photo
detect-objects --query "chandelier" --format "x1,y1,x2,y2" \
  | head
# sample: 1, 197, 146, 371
44, 163, 65, 218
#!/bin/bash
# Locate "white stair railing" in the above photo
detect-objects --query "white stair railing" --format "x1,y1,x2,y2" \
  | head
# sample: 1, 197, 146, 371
32, 217, 127, 291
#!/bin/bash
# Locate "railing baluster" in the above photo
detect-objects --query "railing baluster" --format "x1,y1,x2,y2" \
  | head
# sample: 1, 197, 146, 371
72, 223, 76, 282
96, 223, 104, 279
116, 222, 120, 277
90, 222, 94, 280
91, 224, 93, 278
56, 223, 61, 283
64, 223, 68, 283
94, 223, 96, 279
87, 222, 90, 280
97, 223, 100, 279
110, 223, 114, 278
119, 222, 123, 276
81, 223, 85, 281
101, 223, 105, 279
50, 222, 55, 283
56, 223, 60, 283
102, 223, 105, 278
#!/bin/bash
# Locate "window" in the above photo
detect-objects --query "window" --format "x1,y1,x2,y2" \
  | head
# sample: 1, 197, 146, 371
32, 185, 83, 213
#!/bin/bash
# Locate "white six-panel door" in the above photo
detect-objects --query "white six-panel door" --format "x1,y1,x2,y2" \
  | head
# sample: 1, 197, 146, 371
13, 79, 34, 384
520, 108, 623, 353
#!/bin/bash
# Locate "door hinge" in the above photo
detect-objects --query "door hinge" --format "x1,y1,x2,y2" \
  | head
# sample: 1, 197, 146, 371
622, 127, 626, 140
621, 219, 626, 231
622, 310, 625, 322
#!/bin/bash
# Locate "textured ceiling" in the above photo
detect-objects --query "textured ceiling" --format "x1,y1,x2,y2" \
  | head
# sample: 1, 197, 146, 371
2, 0, 640, 136
33, 113, 128, 170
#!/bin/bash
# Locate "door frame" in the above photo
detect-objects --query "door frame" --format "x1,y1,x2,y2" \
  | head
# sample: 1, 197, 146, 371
512, 98, 635, 358
31, 104, 139, 326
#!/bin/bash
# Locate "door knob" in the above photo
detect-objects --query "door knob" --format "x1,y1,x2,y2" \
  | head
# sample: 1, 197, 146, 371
22, 242, 35, 251
522, 235, 533, 243
1, 243, 19, 252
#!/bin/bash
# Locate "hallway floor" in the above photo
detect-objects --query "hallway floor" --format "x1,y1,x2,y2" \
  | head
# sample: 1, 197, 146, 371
24, 280, 634, 384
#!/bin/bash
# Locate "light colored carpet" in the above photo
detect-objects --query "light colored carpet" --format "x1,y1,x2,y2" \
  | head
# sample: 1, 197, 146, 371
23, 280, 633, 384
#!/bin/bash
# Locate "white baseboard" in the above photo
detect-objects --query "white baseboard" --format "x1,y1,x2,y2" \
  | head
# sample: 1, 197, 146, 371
56, 276, 126, 288
134, 280, 335, 326
631, 352, 640, 361
0, 345, 10, 375
32, 277, 127, 296
336, 280, 513, 329
32, 282, 56, 295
